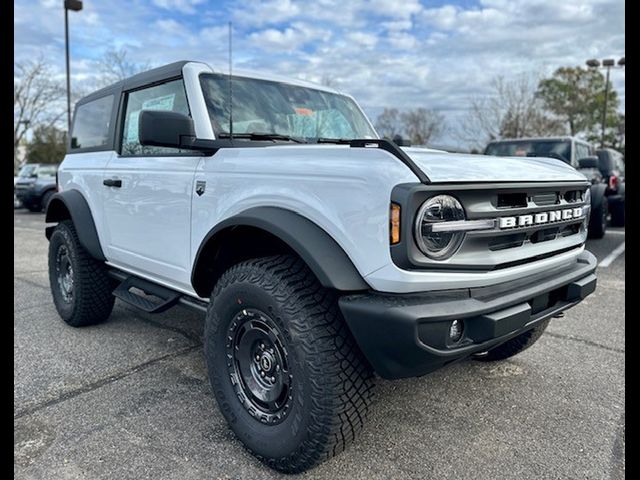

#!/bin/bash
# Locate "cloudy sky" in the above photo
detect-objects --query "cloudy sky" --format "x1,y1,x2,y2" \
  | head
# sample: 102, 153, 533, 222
15, 0, 625, 146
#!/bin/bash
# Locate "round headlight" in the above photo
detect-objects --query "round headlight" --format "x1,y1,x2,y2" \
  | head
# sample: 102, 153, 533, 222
414, 195, 466, 260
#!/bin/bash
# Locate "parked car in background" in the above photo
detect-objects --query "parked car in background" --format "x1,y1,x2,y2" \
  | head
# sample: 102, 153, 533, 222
484, 137, 608, 238
596, 148, 625, 226
14, 163, 59, 212
14, 175, 22, 208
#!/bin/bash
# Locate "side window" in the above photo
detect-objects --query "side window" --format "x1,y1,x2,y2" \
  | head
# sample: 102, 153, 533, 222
121, 79, 190, 156
575, 143, 589, 162
71, 95, 114, 149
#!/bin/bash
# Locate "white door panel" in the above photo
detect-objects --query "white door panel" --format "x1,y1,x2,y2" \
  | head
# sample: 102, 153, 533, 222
102, 156, 200, 288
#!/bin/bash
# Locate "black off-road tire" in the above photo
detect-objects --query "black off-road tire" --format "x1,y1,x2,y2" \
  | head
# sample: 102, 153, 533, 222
48, 220, 115, 327
610, 200, 625, 227
474, 319, 551, 362
205, 255, 374, 473
588, 196, 608, 239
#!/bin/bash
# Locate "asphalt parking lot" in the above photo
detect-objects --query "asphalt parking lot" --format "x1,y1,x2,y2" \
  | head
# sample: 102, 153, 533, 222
14, 209, 625, 479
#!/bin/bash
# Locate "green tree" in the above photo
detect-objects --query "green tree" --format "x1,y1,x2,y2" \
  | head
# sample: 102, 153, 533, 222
26, 126, 67, 165
537, 66, 618, 137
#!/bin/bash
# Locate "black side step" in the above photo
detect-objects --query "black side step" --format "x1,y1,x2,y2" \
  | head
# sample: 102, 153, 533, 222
113, 276, 181, 313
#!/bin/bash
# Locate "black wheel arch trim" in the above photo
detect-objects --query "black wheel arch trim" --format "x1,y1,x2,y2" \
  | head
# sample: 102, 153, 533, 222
45, 190, 106, 261
191, 207, 370, 296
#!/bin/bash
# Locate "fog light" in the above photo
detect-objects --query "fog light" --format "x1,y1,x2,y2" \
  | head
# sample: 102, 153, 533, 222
449, 320, 463, 342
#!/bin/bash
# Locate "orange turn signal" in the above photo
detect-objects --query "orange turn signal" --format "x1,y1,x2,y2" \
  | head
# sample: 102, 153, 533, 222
390, 203, 401, 244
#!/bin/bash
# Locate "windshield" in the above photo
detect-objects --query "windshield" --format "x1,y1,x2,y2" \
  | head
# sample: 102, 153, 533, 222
200, 73, 377, 141
485, 140, 572, 164
18, 165, 37, 177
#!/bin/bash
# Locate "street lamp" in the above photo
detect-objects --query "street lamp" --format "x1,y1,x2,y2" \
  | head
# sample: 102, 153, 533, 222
585, 56, 625, 148
64, 0, 83, 135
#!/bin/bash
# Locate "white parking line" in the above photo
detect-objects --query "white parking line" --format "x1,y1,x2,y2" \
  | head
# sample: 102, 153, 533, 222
598, 241, 625, 268
607, 230, 626, 236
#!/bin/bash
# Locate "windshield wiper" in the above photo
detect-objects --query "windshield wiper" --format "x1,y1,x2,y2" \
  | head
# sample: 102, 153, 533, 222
315, 137, 352, 144
217, 132, 306, 143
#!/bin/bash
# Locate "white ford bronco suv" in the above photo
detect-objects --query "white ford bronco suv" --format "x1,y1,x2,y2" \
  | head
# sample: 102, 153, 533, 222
46, 61, 597, 473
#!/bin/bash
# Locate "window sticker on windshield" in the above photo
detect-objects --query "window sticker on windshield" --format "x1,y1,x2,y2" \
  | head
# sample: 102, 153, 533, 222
295, 107, 313, 116
142, 94, 175, 111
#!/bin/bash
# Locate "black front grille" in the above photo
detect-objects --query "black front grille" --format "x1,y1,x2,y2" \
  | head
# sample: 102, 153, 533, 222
497, 193, 527, 208
532, 192, 559, 206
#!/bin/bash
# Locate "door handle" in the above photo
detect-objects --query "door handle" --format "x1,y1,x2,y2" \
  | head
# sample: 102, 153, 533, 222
103, 179, 122, 188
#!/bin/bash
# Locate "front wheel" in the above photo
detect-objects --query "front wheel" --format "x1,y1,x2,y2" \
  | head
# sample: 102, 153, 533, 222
48, 220, 115, 327
205, 255, 374, 473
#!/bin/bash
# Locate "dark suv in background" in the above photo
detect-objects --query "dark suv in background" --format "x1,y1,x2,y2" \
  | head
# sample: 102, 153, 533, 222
484, 137, 611, 238
14, 163, 59, 212
596, 148, 625, 226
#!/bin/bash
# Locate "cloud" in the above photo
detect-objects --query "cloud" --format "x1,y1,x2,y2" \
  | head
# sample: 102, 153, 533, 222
151, 0, 207, 15
15, 0, 625, 148
249, 23, 332, 52
346, 32, 378, 49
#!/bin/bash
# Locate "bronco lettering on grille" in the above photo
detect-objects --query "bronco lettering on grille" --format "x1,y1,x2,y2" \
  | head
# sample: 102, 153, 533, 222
498, 207, 583, 229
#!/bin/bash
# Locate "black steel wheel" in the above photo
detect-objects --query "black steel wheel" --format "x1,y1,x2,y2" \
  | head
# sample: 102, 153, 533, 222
55, 244, 75, 304
226, 308, 293, 424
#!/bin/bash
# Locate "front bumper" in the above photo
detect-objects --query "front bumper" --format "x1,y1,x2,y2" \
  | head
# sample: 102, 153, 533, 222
339, 250, 597, 379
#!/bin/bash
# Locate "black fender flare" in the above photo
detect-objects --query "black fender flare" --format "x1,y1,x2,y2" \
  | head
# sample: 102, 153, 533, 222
589, 183, 607, 210
45, 190, 106, 261
191, 207, 369, 295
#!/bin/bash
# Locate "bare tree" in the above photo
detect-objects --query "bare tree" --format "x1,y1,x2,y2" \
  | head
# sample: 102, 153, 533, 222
400, 108, 445, 145
375, 108, 402, 139
375, 107, 445, 145
457, 74, 565, 150
320, 74, 338, 89
96, 47, 150, 87
14, 58, 66, 169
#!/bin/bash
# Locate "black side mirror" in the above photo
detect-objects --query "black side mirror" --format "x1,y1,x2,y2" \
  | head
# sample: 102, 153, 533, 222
139, 110, 196, 149
578, 156, 600, 169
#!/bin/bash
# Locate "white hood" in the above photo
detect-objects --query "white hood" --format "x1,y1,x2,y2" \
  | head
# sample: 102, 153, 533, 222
402, 147, 588, 183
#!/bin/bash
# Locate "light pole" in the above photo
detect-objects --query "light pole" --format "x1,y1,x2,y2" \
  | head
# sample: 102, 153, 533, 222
64, 0, 83, 134
586, 57, 625, 148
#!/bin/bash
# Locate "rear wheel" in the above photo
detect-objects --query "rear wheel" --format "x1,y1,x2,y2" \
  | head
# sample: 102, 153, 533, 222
205, 255, 374, 473
48, 220, 115, 327
474, 319, 551, 362
588, 196, 608, 239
